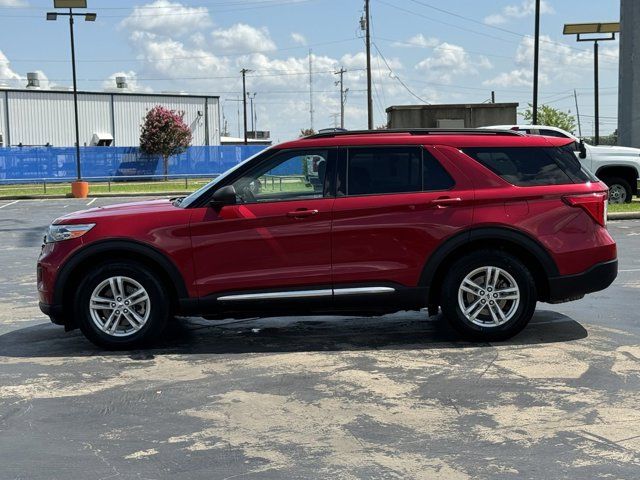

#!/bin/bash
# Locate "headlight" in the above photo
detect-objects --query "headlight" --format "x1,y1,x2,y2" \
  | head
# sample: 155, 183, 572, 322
45, 224, 95, 243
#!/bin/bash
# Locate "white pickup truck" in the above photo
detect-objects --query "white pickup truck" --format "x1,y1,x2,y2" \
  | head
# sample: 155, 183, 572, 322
482, 125, 640, 204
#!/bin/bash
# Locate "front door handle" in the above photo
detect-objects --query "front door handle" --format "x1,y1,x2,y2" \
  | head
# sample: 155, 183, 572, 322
286, 209, 319, 218
430, 197, 462, 207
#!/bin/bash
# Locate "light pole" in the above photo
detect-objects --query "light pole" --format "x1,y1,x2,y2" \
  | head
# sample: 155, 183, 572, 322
46, 0, 96, 198
564, 22, 619, 145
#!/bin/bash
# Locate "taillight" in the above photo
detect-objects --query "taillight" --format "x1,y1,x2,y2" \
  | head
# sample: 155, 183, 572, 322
563, 192, 608, 227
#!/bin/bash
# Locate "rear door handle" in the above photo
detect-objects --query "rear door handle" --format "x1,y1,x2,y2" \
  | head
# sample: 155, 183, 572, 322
286, 209, 319, 218
430, 197, 462, 207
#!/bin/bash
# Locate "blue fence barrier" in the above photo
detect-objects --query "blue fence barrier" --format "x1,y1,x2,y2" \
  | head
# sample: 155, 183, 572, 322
0, 146, 268, 183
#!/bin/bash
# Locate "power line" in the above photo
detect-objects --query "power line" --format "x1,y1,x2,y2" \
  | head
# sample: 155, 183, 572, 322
378, 0, 620, 62
372, 42, 431, 105
402, 0, 621, 61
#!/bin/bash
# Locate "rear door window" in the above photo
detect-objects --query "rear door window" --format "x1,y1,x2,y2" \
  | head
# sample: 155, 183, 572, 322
347, 147, 422, 195
463, 147, 592, 186
345, 147, 455, 196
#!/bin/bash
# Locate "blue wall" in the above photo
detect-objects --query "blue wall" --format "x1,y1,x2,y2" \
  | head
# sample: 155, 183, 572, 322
0, 146, 267, 182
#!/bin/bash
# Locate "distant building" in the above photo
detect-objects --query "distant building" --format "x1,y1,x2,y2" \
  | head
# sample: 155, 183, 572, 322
386, 103, 519, 129
0, 74, 221, 148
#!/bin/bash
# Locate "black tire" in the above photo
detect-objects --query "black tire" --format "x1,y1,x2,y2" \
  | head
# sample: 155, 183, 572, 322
601, 176, 632, 204
440, 250, 537, 342
74, 261, 170, 349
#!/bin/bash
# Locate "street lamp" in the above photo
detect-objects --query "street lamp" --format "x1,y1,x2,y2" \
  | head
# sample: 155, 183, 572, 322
46, 0, 97, 198
564, 22, 620, 146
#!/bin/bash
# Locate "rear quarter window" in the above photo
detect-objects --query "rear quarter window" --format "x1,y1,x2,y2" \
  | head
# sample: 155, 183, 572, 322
462, 146, 594, 186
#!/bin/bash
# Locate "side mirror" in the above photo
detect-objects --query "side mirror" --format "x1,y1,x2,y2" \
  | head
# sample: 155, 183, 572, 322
210, 185, 237, 209
577, 140, 587, 159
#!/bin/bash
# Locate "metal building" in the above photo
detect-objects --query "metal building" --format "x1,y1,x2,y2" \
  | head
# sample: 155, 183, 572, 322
386, 103, 519, 129
0, 86, 221, 148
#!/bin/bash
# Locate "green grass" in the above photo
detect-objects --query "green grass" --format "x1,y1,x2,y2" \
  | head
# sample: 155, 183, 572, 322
0, 179, 213, 197
609, 201, 640, 213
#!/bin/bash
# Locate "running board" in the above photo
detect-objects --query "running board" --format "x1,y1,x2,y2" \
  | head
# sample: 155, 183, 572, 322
217, 287, 395, 302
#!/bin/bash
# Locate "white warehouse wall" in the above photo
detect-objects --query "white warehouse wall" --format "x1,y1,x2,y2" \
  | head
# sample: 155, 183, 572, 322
1, 89, 220, 147
0, 91, 6, 147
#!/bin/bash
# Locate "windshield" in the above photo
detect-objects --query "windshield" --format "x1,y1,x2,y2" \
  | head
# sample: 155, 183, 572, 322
178, 148, 271, 208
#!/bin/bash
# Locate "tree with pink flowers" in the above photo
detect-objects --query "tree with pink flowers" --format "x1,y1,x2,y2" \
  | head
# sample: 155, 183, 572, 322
140, 106, 192, 180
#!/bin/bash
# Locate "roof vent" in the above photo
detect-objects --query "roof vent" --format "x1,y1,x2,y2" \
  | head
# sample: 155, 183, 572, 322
115, 76, 128, 89
26, 72, 40, 89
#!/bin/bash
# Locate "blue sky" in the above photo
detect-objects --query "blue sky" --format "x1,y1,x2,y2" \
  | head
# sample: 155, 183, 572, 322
0, 0, 621, 141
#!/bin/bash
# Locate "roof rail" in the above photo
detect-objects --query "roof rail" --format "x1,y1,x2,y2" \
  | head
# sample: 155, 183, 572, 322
303, 128, 524, 139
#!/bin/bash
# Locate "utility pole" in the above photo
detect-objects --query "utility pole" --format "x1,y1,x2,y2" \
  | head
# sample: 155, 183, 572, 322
491, 91, 496, 104
593, 40, 600, 145
334, 67, 348, 129
364, 0, 374, 129
574, 89, 582, 138
247, 92, 257, 134
532, 0, 541, 124
309, 49, 314, 132
240, 68, 251, 145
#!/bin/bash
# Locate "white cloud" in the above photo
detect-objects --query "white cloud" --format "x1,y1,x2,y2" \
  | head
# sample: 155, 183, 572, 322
392, 34, 439, 48
119, 0, 212, 36
117, 9, 476, 139
211, 24, 276, 53
291, 32, 307, 46
0, 50, 22, 87
484, 0, 554, 25
129, 31, 229, 81
483, 34, 616, 87
416, 43, 492, 84
102, 71, 153, 93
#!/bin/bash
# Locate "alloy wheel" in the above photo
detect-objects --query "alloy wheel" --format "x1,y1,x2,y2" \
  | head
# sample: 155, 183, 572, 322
457, 266, 520, 327
89, 276, 151, 337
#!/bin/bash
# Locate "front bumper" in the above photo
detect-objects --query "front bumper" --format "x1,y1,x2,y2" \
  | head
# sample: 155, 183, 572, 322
39, 302, 66, 326
547, 259, 618, 303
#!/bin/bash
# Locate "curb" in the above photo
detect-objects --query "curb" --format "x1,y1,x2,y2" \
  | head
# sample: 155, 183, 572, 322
608, 212, 640, 220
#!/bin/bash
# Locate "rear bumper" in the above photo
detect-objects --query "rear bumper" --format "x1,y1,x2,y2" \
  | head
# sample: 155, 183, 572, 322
547, 259, 618, 303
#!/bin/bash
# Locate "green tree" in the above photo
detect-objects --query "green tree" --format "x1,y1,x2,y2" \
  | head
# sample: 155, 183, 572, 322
523, 104, 577, 133
140, 106, 192, 180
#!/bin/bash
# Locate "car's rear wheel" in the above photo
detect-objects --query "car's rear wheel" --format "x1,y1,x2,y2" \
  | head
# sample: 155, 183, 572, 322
441, 250, 537, 341
75, 261, 170, 349
602, 176, 632, 204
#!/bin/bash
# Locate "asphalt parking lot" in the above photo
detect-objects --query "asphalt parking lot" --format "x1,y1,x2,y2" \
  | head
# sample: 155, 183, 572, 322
0, 197, 639, 480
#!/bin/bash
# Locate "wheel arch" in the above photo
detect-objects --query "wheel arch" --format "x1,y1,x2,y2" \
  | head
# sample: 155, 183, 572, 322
421, 227, 558, 306
596, 165, 639, 195
55, 239, 189, 326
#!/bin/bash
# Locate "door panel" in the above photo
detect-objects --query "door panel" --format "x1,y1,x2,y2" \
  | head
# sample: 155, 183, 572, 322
331, 146, 474, 288
190, 199, 334, 297
189, 148, 336, 298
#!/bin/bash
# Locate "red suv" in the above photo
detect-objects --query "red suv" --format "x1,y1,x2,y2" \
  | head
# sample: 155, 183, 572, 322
38, 129, 617, 349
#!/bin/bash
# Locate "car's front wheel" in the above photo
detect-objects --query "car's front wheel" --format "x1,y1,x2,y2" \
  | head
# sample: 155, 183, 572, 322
441, 250, 537, 341
75, 261, 170, 349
